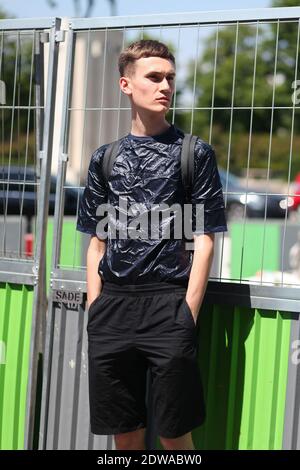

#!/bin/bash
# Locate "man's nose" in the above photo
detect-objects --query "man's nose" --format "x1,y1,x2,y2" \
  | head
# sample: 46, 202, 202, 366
160, 77, 172, 91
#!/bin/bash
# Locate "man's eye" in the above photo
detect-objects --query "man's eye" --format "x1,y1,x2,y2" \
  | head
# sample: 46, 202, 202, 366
149, 75, 174, 81
147, 75, 175, 82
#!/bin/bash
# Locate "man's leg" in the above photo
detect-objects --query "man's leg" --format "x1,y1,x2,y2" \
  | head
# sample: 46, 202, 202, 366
114, 427, 146, 450
87, 288, 148, 441
142, 291, 205, 448
159, 431, 195, 450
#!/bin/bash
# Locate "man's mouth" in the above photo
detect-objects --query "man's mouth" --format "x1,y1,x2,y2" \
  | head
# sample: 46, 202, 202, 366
156, 97, 170, 103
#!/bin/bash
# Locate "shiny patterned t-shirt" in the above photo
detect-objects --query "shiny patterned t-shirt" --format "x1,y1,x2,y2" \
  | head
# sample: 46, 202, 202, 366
76, 124, 228, 286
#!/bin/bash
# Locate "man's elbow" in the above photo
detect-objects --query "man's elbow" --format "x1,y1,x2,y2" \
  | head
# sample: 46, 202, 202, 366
88, 234, 106, 254
193, 233, 215, 256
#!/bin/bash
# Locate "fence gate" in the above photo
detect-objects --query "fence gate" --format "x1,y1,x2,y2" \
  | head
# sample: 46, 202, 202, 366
0, 17, 60, 449
35, 7, 300, 450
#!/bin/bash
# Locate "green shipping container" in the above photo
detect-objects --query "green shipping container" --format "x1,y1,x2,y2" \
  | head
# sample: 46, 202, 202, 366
155, 303, 292, 450
0, 283, 34, 449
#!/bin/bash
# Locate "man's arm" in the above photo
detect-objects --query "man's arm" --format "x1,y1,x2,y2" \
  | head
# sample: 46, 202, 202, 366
185, 233, 215, 322
86, 235, 106, 308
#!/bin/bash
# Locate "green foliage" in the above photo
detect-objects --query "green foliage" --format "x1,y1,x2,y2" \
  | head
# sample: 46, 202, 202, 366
0, 3, 16, 20
1, 132, 36, 166
1, 5, 37, 167
1, 0, 299, 180
181, 2, 300, 179
184, 22, 299, 133
272, 0, 300, 6
1, 34, 36, 150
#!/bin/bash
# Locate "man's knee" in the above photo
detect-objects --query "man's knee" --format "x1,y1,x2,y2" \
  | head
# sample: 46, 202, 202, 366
159, 431, 195, 450
114, 427, 146, 450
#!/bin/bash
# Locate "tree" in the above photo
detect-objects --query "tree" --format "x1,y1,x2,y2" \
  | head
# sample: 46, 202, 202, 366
0, 5, 15, 20
182, 0, 300, 177
1, 5, 37, 166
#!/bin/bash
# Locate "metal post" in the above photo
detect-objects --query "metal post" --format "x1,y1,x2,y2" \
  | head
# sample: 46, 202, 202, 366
24, 17, 61, 450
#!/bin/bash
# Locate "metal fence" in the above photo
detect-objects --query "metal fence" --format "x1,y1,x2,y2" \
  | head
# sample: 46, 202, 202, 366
1, 7, 300, 450
50, 8, 300, 301
0, 17, 60, 448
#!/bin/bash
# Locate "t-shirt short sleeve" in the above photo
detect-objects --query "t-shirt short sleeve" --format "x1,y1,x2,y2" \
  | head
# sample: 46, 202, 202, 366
191, 140, 228, 234
76, 145, 109, 237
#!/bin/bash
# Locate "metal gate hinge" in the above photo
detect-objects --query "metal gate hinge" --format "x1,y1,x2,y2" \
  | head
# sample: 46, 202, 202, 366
60, 153, 69, 162
32, 265, 39, 277
39, 151, 45, 160
40, 32, 49, 43
55, 30, 66, 43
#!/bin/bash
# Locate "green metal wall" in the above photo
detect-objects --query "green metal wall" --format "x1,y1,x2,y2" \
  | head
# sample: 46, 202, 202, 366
0, 221, 293, 450
0, 283, 34, 449
157, 303, 292, 450
46, 218, 82, 294
230, 222, 280, 279
0, 282, 293, 450
0, 219, 81, 450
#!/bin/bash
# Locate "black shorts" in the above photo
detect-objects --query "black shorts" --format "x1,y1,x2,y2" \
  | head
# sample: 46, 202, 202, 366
87, 281, 206, 439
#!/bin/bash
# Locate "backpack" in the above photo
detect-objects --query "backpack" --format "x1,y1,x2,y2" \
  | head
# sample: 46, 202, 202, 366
102, 133, 198, 203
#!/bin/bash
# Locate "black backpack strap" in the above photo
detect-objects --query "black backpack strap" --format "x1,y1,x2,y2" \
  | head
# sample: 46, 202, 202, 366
102, 139, 120, 185
181, 133, 197, 202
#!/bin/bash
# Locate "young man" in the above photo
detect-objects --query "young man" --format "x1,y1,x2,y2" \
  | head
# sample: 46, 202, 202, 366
76, 39, 228, 450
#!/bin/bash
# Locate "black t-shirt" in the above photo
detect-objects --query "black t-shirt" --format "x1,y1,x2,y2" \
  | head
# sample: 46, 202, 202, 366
76, 124, 228, 286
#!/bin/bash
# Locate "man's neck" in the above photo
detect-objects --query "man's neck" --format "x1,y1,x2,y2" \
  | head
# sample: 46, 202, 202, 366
130, 116, 171, 137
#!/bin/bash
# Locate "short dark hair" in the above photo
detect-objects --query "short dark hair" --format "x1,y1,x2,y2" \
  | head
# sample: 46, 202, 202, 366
118, 39, 176, 77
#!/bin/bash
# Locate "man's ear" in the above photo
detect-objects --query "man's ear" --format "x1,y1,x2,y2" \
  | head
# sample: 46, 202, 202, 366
119, 76, 132, 96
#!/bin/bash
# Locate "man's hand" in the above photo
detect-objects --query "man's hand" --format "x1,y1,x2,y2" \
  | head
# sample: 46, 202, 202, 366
185, 296, 201, 325
87, 296, 96, 310
86, 235, 106, 311
185, 233, 215, 325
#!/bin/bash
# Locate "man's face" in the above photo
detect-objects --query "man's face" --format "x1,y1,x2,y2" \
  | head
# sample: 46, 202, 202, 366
120, 56, 176, 114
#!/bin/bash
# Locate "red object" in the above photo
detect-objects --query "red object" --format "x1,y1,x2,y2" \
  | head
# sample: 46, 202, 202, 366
290, 172, 300, 212
24, 233, 34, 257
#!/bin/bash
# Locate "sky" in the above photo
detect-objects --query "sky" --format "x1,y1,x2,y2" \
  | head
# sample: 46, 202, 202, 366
1, 0, 271, 19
